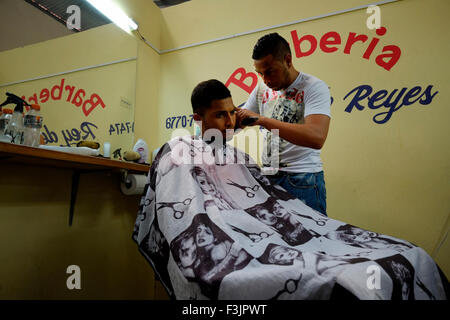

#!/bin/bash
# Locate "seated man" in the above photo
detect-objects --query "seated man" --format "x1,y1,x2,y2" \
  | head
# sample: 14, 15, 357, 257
132, 79, 448, 300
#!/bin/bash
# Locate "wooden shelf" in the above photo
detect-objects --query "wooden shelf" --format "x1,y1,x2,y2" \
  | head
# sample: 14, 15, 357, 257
0, 141, 150, 226
0, 141, 150, 173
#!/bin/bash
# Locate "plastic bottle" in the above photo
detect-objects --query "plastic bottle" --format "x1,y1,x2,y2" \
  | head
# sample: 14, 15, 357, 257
0, 109, 13, 134
4, 107, 24, 145
133, 139, 149, 164
0, 109, 13, 142
24, 104, 43, 147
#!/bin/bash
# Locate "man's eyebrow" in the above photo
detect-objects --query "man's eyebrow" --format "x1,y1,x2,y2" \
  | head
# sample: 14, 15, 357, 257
215, 110, 234, 115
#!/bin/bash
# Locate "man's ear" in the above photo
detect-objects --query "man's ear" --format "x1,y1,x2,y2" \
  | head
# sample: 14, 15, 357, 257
193, 113, 202, 121
284, 53, 293, 68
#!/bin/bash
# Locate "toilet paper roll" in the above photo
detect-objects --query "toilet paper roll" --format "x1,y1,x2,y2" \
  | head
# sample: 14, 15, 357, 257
120, 174, 147, 195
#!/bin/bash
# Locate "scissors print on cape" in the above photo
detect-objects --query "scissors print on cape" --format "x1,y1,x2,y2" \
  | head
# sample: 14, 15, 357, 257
180, 139, 211, 157
226, 179, 260, 198
157, 196, 195, 219
270, 273, 303, 300
228, 224, 273, 243
139, 197, 156, 221
290, 211, 328, 226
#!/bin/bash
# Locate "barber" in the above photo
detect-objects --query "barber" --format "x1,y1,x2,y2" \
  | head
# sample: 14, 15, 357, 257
236, 33, 331, 216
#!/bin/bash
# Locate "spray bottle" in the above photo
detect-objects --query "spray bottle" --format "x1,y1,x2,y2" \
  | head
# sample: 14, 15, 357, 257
0, 92, 30, 145
0, 109, 13, 142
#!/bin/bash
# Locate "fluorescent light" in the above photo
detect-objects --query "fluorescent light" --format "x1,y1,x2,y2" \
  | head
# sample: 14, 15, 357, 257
86, 0, 138, 32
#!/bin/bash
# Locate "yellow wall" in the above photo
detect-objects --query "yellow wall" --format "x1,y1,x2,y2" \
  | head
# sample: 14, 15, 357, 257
114, 0, 163, 148
0, 1, 167, 299
0, 24, 138, 154
0, 0, 448, 299
156, 0, 450, 278
0, 165, 157, 299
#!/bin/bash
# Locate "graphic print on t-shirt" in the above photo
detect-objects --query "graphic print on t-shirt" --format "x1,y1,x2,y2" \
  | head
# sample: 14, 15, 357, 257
261, 87, 305, 166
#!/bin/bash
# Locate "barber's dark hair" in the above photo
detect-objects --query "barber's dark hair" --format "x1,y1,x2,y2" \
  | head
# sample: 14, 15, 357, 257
252, 32, 291, 61
191, 79, 231, 115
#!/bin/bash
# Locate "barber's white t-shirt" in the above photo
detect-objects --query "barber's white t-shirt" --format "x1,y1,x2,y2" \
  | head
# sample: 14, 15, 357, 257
243, 72, 331, 173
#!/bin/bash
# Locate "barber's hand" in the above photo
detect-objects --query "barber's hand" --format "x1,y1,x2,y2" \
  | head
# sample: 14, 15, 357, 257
236, 108, 261, 129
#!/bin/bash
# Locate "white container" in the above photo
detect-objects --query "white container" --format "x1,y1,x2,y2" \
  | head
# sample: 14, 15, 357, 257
0, 109, 12, 135
103, 142, 111, 158
133, 139, 149, 164
23, 104, 43, 147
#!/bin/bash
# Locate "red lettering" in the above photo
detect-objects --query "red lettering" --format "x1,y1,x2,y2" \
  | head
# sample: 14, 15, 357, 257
291, 30, 317, 58
51, 78, 65, 100
363, 38, 379, 60
225, 67, 257, 94
375, 45, 401, 71
72, 89, 86, 107
15, 78, 107, 116
344, 33, 368, 54
40, 88, 50, 103
65, 85, 76, 102
21, 96, 30, 112
289, 26, 399, 70
320, 32, 341, 53
376, 27, 387, 36
363, 27, 386, 60
28, 93, 38, 105
82, 93, 106, 117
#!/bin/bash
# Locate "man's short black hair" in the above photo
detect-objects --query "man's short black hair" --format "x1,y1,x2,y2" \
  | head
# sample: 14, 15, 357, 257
252, 32, 291, 61
191, 79, 231, 115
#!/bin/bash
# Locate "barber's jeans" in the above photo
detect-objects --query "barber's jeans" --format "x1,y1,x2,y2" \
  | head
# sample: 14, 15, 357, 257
268, 171, 327, 216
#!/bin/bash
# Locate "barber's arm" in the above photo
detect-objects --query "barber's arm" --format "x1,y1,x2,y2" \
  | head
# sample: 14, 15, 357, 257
237, 80, 331, 149
236, 109, 330, 149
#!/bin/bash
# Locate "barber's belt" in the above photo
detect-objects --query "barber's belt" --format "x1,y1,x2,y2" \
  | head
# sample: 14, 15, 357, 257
267, 170, 292, 178
261, 163, 291, 178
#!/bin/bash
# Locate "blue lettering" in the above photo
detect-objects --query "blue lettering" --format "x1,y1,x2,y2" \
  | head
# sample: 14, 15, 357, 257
343, 85, 372, 113
373, 87, 407, 124
343, 84, 438, 124
59, 122, 97, 146
42, 124, 58, 144
61, 129, 76, 147
71, 128, 81, 141
418, 85, 438, 105
401, 86, 422, 106
80, 121, 97, 140
367, 90, 388, 109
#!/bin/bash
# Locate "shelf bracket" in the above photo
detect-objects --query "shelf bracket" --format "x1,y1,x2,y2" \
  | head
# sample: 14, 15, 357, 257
68, 169, 111, 226
69, 170, 81, 226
